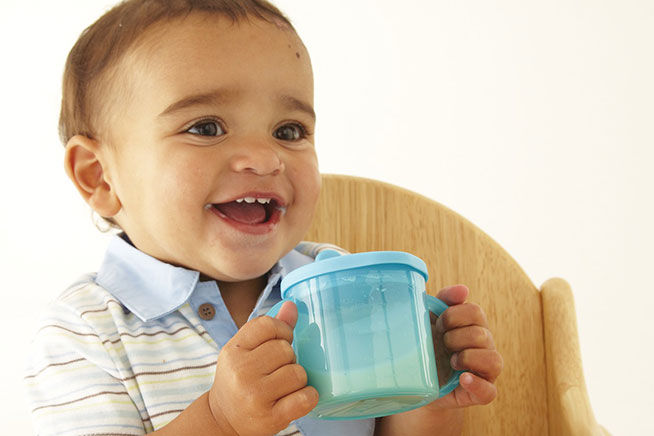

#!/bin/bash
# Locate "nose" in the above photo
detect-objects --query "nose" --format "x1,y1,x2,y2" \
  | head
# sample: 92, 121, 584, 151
228, 137, 285, 176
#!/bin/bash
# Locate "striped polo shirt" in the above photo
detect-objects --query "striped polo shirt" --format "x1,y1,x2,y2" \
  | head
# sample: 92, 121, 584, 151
24, 235, 374, 436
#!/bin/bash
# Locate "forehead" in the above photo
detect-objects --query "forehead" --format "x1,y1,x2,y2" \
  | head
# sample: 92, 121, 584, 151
117, 13, 313, 113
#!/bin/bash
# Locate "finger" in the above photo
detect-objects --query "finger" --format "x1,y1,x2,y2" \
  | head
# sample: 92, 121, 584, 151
263, 364, 309, 399
275, 301, 298, 329
451, 349, 503, 382
435, 302, 488, 333
251, 339, 296, 374
456, 372, 497, 406
232, 315, 294, 350
435, 284, 469, 306
443, 326, 495, 352
272, 385, 319, 425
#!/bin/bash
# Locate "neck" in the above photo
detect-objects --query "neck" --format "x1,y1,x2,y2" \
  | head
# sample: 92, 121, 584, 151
214, 275, 268, 328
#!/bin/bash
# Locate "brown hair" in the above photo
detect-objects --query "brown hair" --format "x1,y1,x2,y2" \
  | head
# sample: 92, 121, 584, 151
59, 0, 296, 145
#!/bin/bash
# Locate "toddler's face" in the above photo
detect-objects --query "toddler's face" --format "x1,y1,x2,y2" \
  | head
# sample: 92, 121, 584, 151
101, 14, 320, 282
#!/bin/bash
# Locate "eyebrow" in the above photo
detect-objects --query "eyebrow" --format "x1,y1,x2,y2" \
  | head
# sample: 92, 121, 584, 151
279, 94, 316, 122
158, 89, 316, 121
158, 89, 231, 118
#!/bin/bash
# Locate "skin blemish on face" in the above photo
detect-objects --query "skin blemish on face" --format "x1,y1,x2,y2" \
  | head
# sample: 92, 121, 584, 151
285, 39, 301, 59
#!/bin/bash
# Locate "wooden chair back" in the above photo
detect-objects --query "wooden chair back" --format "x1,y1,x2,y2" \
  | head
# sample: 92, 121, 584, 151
304, 174, 607, 435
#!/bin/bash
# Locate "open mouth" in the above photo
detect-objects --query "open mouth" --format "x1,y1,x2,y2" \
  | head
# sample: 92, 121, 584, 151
208, 196, 286, 226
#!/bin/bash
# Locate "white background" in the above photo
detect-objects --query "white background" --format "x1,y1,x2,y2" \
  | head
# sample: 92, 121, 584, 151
1, 0, 652, 434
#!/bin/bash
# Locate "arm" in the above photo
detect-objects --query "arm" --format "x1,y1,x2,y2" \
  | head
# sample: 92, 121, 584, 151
26, 301, 312, 436
150, 392, 226, 435
375, 407, 464, 436
375, 285, 503, 436
154, 301, 316, 436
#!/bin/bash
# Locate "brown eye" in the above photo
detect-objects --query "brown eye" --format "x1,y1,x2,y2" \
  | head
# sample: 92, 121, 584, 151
187, 120, 224, 136
274, 123, 306, 141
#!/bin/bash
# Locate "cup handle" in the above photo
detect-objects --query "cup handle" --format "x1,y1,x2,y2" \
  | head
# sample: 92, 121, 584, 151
424, 294, 465, 398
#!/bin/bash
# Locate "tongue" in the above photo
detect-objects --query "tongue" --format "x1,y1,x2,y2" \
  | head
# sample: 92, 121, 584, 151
215, 201, 267, 225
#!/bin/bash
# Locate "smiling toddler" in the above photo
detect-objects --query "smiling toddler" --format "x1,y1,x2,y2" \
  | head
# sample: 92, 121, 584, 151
24, 1, 502, 435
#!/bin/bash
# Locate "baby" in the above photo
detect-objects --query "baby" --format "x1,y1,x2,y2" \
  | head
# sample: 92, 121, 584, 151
24, 1, 502, 435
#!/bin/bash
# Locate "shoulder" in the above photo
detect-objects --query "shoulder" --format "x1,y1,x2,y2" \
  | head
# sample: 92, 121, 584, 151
294, 241, 350, 259
27, 275, 128, 361
24, 276, 152, 435
40, 274, 126, 329
25, 276, 126, 380
278, 241, 350, 275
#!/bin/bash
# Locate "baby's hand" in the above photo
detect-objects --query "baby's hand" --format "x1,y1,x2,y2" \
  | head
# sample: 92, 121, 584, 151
208, 302, 318, 436
431, 285, 503, 409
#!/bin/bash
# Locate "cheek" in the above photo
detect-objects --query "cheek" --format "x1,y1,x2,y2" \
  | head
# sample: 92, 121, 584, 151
162, 159, 210, 205
292, 154, 321, 215
140, 153, 212, 218
306, 170, 321, 209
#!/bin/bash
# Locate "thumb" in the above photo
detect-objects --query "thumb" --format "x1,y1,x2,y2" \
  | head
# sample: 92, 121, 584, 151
275, 301, 298, 329
436, 284, 469, 306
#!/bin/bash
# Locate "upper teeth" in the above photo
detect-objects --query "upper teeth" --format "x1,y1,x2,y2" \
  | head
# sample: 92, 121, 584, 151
235, 197, 271, 204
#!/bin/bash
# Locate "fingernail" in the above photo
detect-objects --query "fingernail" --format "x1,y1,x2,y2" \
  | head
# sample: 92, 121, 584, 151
461, 373, 473, 385
450, 353, 458, 368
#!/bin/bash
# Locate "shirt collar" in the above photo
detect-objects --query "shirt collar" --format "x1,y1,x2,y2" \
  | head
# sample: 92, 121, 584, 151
95, 234, 313, 322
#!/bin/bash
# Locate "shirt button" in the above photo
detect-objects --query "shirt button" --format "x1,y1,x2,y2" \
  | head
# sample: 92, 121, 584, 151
198, 303, 216, 320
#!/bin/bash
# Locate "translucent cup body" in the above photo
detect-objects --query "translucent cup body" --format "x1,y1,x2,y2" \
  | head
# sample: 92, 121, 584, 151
286, 265, 439, 420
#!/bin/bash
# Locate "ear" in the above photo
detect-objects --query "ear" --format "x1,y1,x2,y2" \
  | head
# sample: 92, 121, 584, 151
64, 135, 121, 218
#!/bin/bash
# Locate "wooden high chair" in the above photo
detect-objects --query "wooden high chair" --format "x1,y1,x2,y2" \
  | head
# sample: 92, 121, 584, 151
304, 174, 610, 436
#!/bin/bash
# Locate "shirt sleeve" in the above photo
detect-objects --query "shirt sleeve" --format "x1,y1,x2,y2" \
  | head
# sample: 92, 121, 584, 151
24, 299, 148, 436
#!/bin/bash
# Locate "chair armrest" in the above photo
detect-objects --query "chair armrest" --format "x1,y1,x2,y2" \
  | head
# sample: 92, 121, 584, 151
541, 278, 610, 436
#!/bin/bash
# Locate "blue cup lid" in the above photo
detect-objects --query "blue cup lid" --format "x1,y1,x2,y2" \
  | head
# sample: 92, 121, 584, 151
281, 249, 429, 298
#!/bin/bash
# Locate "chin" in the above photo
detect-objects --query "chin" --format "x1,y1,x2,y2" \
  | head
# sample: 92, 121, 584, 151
206, 233, 299, 279
213, 255, 279, 281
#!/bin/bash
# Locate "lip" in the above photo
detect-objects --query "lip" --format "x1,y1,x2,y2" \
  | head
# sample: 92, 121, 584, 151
207, 191, 287, 235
